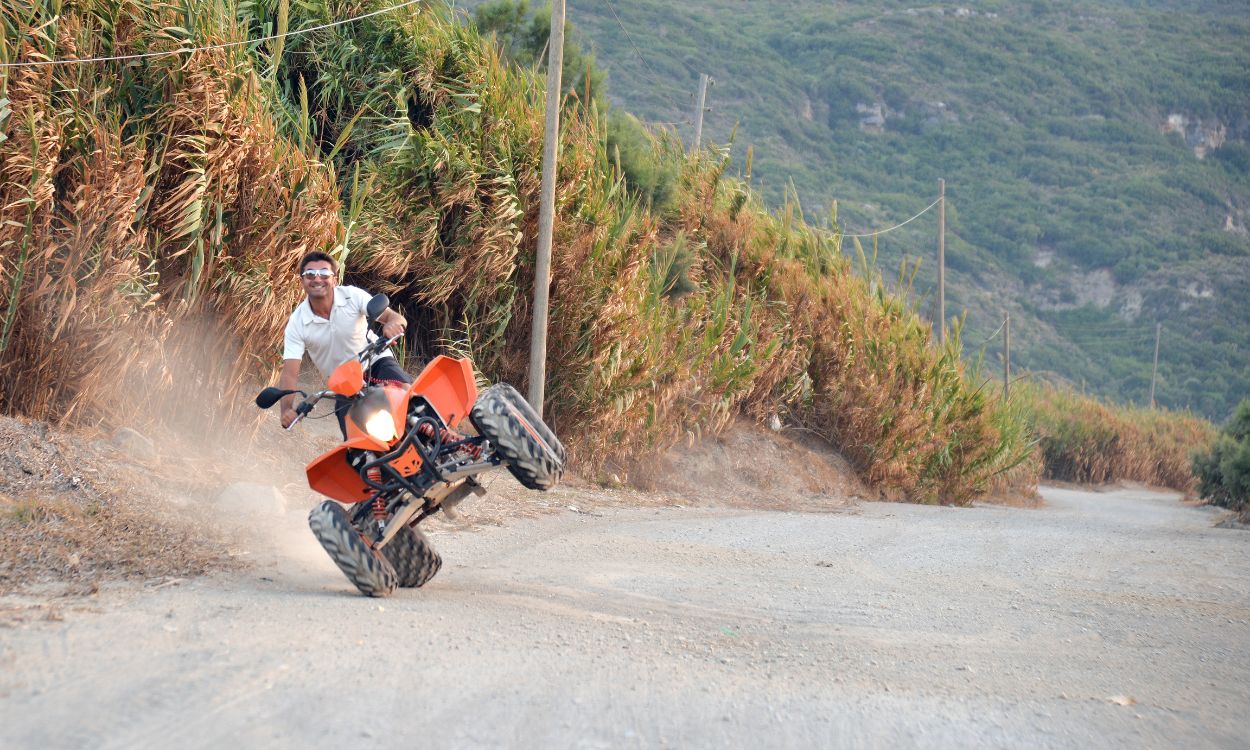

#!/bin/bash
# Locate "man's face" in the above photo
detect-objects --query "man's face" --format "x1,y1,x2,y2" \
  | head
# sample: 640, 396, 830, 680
300, 260, 337, 303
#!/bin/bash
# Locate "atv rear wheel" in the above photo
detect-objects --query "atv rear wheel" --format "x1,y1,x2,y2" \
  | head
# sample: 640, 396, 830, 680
308, 501, 397, 598
470, 383, 566, 490
383, 526, 442, 588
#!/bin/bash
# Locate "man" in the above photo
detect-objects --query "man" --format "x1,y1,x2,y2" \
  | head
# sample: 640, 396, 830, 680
278, 251, 411, 435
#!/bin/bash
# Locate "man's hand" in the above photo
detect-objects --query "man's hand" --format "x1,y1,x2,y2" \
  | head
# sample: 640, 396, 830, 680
379, 308, 407, 341
382, 319, 406, 340
277, 358, 302, 430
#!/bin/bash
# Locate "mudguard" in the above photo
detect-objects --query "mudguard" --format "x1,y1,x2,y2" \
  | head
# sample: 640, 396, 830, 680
307, 441, 376, 503
405, 355, 477, 428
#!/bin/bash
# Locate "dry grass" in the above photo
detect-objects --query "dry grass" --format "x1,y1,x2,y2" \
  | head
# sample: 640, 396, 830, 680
0, 0, 341, 430
1018, 381, 1216, 493
0, 416, 235, 594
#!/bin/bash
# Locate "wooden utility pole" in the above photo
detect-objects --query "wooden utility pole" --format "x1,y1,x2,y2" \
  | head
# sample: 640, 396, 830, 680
526, 0, 566, 416
1003, 314, 1012, 398
1150, 322, 1162, 408
692, 73, 712, 153
937, 178, 946, 344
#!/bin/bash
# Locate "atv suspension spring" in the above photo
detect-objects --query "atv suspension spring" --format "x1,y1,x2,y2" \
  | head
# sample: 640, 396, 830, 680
418, 423, 481, 460
371, 495, 387, 520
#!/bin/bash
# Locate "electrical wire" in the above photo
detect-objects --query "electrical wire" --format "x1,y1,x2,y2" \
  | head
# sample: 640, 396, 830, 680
841, 196, 942, 238
976, 319, 1008, 347
1049, 320, 1152, 332
1060, 330, 1156, 339
599, 0, 672, 96
0, 0, 424, 68
1059, 335, 1157, 347
1064, 339, 1157, 347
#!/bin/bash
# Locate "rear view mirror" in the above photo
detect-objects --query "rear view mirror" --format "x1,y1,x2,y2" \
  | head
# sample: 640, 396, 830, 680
256, 387, 297, 409
366, 293, 390, 325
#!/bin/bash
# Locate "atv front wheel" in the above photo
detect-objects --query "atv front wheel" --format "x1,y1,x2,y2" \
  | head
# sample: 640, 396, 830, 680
383, 526, 442, 588
308, 501, 397, 598
493, 383, 568, 465
470, 383, 566, 490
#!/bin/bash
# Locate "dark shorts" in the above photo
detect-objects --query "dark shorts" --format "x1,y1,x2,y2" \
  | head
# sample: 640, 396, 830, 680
334, 357, 414, 438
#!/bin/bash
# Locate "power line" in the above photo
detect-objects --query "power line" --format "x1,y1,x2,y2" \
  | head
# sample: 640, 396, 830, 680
1050, 323, 1158, 336
1055, 332, 1153, 341
598, 0, 697, 120
1049, 320, 1152, 332
840, 197, 940, 238
1063, 338, 1158, 347
0, 0, 423, 68
599, 0, 671, 95
1055, 328, 1157, 338
976, 318, 1007, 347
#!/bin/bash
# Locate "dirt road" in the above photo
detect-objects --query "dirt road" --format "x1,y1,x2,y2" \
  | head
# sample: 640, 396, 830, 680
2, 485, 1247, 749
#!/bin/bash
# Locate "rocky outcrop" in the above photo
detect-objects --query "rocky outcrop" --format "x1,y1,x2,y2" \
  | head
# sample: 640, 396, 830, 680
1162, 113, 1227, 159
856, 102, 885, 131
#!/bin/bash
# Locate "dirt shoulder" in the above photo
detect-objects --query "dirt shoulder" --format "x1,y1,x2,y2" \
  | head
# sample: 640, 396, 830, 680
0, 417, 236, 596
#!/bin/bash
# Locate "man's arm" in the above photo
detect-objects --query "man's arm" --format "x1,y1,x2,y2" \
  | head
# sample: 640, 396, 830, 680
278, 358, 303, 428
377, 307, 407, 340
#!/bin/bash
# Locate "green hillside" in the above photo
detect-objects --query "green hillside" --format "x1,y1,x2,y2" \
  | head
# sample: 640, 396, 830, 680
463, 0, 1250, 420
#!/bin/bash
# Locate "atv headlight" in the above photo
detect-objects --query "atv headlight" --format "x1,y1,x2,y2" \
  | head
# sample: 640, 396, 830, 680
364, 409, 396, 443
348, 387, 396, 444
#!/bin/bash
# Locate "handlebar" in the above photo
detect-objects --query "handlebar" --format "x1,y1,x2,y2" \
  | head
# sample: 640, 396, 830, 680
358, 332, 403, 362
285, 390, 330, 431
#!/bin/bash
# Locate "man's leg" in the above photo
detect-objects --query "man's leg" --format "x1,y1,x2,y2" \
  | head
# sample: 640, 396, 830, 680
333, 395, 351, 439
367, 357, 414, 386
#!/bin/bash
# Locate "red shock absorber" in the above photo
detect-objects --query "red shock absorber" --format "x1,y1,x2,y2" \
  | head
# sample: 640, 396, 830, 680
461, 436, 483, 460
371, 495, 386, 520
418, 422, 482, 459
367, 465, 382, 484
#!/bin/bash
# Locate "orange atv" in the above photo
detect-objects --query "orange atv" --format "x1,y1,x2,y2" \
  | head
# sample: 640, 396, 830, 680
256, 294, 566, 597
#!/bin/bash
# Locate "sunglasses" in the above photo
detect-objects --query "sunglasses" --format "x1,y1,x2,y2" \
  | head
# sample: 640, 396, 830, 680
301, 268, 335, 279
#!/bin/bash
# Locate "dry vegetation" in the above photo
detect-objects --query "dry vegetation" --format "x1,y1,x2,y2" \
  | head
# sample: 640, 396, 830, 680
0, 0, 1213, 516
1018, 381, 1217, 494
0, 4, 341, 429
0, 417, 234, 595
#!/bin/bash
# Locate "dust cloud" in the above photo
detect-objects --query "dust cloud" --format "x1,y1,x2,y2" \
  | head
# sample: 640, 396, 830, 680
105, 317, 346, 583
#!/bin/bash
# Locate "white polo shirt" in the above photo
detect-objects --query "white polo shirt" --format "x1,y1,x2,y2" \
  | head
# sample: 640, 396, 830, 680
283, 285, 393, 380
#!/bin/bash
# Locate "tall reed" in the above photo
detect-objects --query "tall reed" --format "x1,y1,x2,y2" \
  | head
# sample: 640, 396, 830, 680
1017, 381, 1215, 492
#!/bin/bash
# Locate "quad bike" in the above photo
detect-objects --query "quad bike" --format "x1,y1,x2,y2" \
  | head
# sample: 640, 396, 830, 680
256, 293, 566, 597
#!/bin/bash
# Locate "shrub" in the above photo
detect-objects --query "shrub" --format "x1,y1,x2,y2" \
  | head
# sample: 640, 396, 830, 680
1193, 400, 1250, 512
0, 0, 1039, 506
607, 111, 679, 211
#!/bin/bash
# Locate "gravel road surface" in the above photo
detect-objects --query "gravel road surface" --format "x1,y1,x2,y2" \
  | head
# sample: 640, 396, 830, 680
2, 485, 1247, 749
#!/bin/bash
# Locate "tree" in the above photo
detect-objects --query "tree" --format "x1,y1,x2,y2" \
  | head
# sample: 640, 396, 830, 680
474, 0, 606, 109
